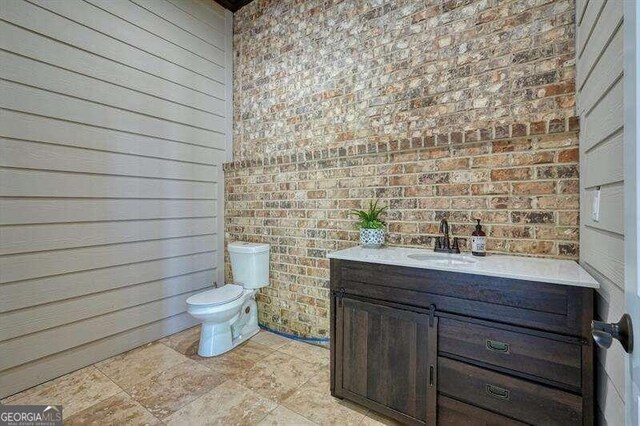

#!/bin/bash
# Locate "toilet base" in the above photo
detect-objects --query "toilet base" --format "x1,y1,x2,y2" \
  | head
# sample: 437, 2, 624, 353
197, 297, 260, 357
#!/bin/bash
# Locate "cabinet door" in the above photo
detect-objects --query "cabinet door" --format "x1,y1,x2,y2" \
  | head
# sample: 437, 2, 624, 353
333, 295, 437, 426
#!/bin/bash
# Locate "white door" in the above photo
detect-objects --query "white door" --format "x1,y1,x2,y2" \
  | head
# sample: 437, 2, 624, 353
624, 1, 640, 424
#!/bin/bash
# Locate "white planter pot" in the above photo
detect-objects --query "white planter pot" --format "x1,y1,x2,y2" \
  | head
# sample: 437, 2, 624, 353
360, 228, 385, 248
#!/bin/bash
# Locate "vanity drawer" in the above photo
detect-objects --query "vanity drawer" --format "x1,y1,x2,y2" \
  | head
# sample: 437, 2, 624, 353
439, 317, 582, 389
438, 395, 526, 426
438, 357, 582, 425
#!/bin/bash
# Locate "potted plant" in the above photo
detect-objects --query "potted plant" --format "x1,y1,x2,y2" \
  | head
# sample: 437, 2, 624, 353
350, 199, 388, 248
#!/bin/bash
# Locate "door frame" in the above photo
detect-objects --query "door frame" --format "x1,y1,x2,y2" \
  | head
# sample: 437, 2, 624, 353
623, 0, 639, 424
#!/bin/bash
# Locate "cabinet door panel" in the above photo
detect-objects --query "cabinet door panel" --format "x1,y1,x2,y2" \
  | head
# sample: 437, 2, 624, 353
336, 296, 435, 425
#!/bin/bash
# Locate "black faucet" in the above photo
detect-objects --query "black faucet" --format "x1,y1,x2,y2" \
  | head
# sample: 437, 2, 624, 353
434, 219, 460, 254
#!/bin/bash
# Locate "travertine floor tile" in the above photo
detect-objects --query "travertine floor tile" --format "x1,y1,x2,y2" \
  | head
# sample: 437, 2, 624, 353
282, 370, 367, 425
1, 366, 120, 419
195, 340, 275, 379
3, 334, 345, 425
257, 405, 317, 425
64, 392, 160, 425
164, 380, 277, 426
359, 410, 404, 425
125, 360, 227, 419
95, 342, 187, 389
237, 350, 324, 403
277, 340, 330, 366
159, 325, 201, 356
250, 331, 291, 350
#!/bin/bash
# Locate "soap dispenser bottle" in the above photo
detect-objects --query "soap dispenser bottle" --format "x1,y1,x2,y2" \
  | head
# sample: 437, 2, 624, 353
471, 219, 486, 256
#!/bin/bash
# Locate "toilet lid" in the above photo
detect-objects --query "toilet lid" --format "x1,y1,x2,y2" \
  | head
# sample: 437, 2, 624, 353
186, 284, 244, 306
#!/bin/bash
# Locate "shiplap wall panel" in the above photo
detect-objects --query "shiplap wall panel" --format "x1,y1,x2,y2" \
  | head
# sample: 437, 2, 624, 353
131, 0, 225, 49
576, 0, 605, 57
577, 26, 623, 114
1, 82, 225, 149
0, 169, 217, 199
0, 22, 224, 113
0, 313, 197, 398
86, 0, 225, 64
576, 0, 623, 90
581, 227, 625, 287
0, 0, 232, 398
583, 132, 624, 187
0, 111, 220, 164
1, 0, 224, 98
575, 0, 588, 28
583, 183, 624, 235
0, 217, 217, 255
0, 290, 202, 371
0, 139, 217, 182
1, 53, 223, 131
576, 0, 626, 422
30, 0, 225, 82
167, 0, 226, 29
581, 78, 624, 151
0, 252, 216, 313
1, 235, 217, 285
0, 199, 216, 225
0, 270, 215, 341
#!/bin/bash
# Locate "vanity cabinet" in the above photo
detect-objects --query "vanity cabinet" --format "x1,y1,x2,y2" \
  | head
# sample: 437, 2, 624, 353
330, 259, 594, 426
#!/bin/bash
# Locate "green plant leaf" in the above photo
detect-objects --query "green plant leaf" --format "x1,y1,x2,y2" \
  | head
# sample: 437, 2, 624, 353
350, 198, 387, 229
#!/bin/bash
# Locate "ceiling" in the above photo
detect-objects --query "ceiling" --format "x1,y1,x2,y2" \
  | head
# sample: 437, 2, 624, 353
214, 0, 254, 12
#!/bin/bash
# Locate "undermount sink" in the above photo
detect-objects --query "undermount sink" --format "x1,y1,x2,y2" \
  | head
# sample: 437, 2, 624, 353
407, 253, 478, 266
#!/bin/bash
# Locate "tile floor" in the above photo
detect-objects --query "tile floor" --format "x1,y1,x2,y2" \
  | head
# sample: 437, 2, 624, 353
1, 327, 400, 425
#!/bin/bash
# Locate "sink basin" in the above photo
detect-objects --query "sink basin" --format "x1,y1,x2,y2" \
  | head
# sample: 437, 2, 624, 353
407, 253, 478, 266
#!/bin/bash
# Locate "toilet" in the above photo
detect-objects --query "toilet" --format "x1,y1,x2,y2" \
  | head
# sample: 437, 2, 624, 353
186, 241, 269, 357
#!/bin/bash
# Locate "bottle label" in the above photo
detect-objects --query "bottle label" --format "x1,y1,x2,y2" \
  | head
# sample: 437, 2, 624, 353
472, 236, 486, 253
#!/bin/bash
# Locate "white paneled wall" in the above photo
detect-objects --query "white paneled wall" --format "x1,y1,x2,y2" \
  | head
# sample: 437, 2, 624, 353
0, 0, 232, 398
576, 0, 625, 424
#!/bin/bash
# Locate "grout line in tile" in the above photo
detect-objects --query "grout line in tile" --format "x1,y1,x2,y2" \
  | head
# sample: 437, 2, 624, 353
90, 343, 199, 423
95, 367, 164, 425
251, 402, 279, 425
272, 404, 321, 426
278, 403, 323, 426
160, 378, 242, 424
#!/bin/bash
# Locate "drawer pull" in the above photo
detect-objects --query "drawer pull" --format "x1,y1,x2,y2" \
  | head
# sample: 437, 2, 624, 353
485, 339, 510, 354
485, 384, 510, 400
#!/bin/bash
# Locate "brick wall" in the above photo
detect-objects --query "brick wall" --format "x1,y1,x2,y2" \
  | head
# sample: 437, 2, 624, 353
227, 0, 578, 338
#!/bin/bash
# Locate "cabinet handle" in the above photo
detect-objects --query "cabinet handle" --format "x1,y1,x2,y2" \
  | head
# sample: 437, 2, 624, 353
485, 339, 510, 354
485, 384, 510, 400
429, 366, 434, 387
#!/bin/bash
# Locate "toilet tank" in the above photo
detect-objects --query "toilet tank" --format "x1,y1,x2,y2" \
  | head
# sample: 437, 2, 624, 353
228, 241, 270, 289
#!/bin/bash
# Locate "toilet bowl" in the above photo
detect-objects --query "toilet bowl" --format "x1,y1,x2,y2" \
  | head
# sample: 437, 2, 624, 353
186, 242, 269, 357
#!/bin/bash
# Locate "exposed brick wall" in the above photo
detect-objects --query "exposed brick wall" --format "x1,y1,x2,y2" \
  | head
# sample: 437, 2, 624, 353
225, 120, 579, 337
227, 0, 578, 338
233, 0, 575, 159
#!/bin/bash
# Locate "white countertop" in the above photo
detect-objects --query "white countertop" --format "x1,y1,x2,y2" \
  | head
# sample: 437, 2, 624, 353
327, 246, 599, 289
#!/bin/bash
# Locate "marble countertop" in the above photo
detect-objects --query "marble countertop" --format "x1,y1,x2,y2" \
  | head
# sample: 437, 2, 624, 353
327, 246, 599, 289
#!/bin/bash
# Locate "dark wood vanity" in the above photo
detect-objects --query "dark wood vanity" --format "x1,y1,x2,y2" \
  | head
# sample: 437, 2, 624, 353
329, 258, 595, 425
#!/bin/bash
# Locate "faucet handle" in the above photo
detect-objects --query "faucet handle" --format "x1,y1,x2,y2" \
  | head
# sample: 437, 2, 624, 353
452, 237, 461, 254
433, 236, 441, 251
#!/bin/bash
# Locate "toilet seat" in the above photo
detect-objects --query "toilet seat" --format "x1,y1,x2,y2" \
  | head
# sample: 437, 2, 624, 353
186, 284, 244, 307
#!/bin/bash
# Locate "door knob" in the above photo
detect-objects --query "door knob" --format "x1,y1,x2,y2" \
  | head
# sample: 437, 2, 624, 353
591, 313, 634, 353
